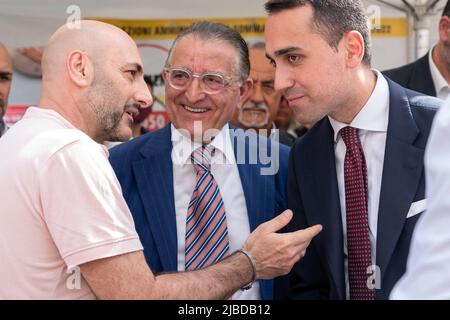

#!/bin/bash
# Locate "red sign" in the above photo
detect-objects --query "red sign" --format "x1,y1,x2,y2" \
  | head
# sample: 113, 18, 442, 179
3, 105, 30, 126
144, 111, 170, 132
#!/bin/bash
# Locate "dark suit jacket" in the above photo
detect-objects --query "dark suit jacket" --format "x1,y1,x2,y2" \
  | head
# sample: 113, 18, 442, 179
109, 124, 290, 300
278, 130, 296, 147
383, 53, 437, 97
287, 79, 441, 300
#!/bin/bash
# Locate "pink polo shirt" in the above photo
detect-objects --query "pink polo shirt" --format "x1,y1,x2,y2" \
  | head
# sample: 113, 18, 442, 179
0, 107, 143, 299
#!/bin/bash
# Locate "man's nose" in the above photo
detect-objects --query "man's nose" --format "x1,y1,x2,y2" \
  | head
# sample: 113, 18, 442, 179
185, 77, 206, 103
135, 78, 153, 108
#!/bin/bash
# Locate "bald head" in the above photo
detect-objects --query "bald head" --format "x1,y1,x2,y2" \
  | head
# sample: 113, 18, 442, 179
39, 20, 152, 143
0, 42, 13, 117
41, 20, 139, 83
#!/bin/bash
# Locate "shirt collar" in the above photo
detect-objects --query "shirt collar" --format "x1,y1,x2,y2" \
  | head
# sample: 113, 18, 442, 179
171, 123, 236, 166
24, 106, 77, 130
269, 122, 277, 139
24, 106, 110, 155
328, 70, 390, 143
429, 47, 450, 99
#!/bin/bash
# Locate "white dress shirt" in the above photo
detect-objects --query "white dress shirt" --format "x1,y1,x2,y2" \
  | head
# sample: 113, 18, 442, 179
328, 70, 390, 299
171, 123, 261, 300
429, 47, 450, 100
390, 96, 450, 299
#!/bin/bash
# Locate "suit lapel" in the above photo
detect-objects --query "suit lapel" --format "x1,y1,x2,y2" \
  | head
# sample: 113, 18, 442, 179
409, 53, 436, 96
133, 125, 178, 271
230, 127, 273, 231
304, 119, 346, 299
376, 80, 424, 283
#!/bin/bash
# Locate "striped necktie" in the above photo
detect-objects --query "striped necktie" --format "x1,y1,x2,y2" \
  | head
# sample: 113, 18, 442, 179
185, 145, 230, 270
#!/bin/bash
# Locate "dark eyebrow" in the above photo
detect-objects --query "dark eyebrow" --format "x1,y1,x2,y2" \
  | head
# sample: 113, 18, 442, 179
122, 63, 143, 75
273, 46, 303, 58
0, 71, 13, 77
261, 80, 274, 85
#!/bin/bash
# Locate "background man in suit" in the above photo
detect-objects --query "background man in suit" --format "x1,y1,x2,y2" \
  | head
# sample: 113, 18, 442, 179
110, 21, 321, 300
0, 42, 12, 137
384, 1, 450, 99
264, 0, 441, 299
230, 42, 296, 146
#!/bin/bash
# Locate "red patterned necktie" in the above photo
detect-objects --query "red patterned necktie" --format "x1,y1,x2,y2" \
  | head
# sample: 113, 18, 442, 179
185, 145, 230, 270
340, 126, 375, 300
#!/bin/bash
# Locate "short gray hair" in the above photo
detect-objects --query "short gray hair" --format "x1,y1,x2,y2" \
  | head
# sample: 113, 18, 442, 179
165, 21, 250, 82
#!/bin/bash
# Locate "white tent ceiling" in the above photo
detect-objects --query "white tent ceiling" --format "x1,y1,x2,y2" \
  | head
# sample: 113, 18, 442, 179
0, 0, 269, 19
0, 0, 446, 19
0, 0, 271, 48
0, 0, 268, 47
0, 0, 447, 48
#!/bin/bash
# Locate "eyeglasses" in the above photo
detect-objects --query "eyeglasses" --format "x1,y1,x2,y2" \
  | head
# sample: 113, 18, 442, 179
164, 67, 241, 94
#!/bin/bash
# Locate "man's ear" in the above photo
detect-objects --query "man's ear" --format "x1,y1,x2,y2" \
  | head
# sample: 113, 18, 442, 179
343, 30, 365, 69
237, 78, 253, 109
439, 16, 450, 42
66, 50, 92, 87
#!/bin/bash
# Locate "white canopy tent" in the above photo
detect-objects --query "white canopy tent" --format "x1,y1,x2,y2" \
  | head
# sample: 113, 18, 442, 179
0, 0, 268, 48
0, 0, 445, 50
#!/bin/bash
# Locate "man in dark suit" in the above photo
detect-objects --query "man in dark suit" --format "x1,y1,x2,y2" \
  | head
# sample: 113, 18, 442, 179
383, 1, 450, 99
265, 0, 441, 300
109, 21, 314, 300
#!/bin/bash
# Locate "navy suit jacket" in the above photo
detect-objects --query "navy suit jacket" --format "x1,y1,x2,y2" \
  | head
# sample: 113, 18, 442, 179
109, 124, 290, 300
383, 53, 436, 97
287, 79, 441, 300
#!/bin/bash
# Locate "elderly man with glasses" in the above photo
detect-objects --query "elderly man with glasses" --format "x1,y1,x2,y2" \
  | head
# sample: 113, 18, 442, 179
109, 21, 294, 300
